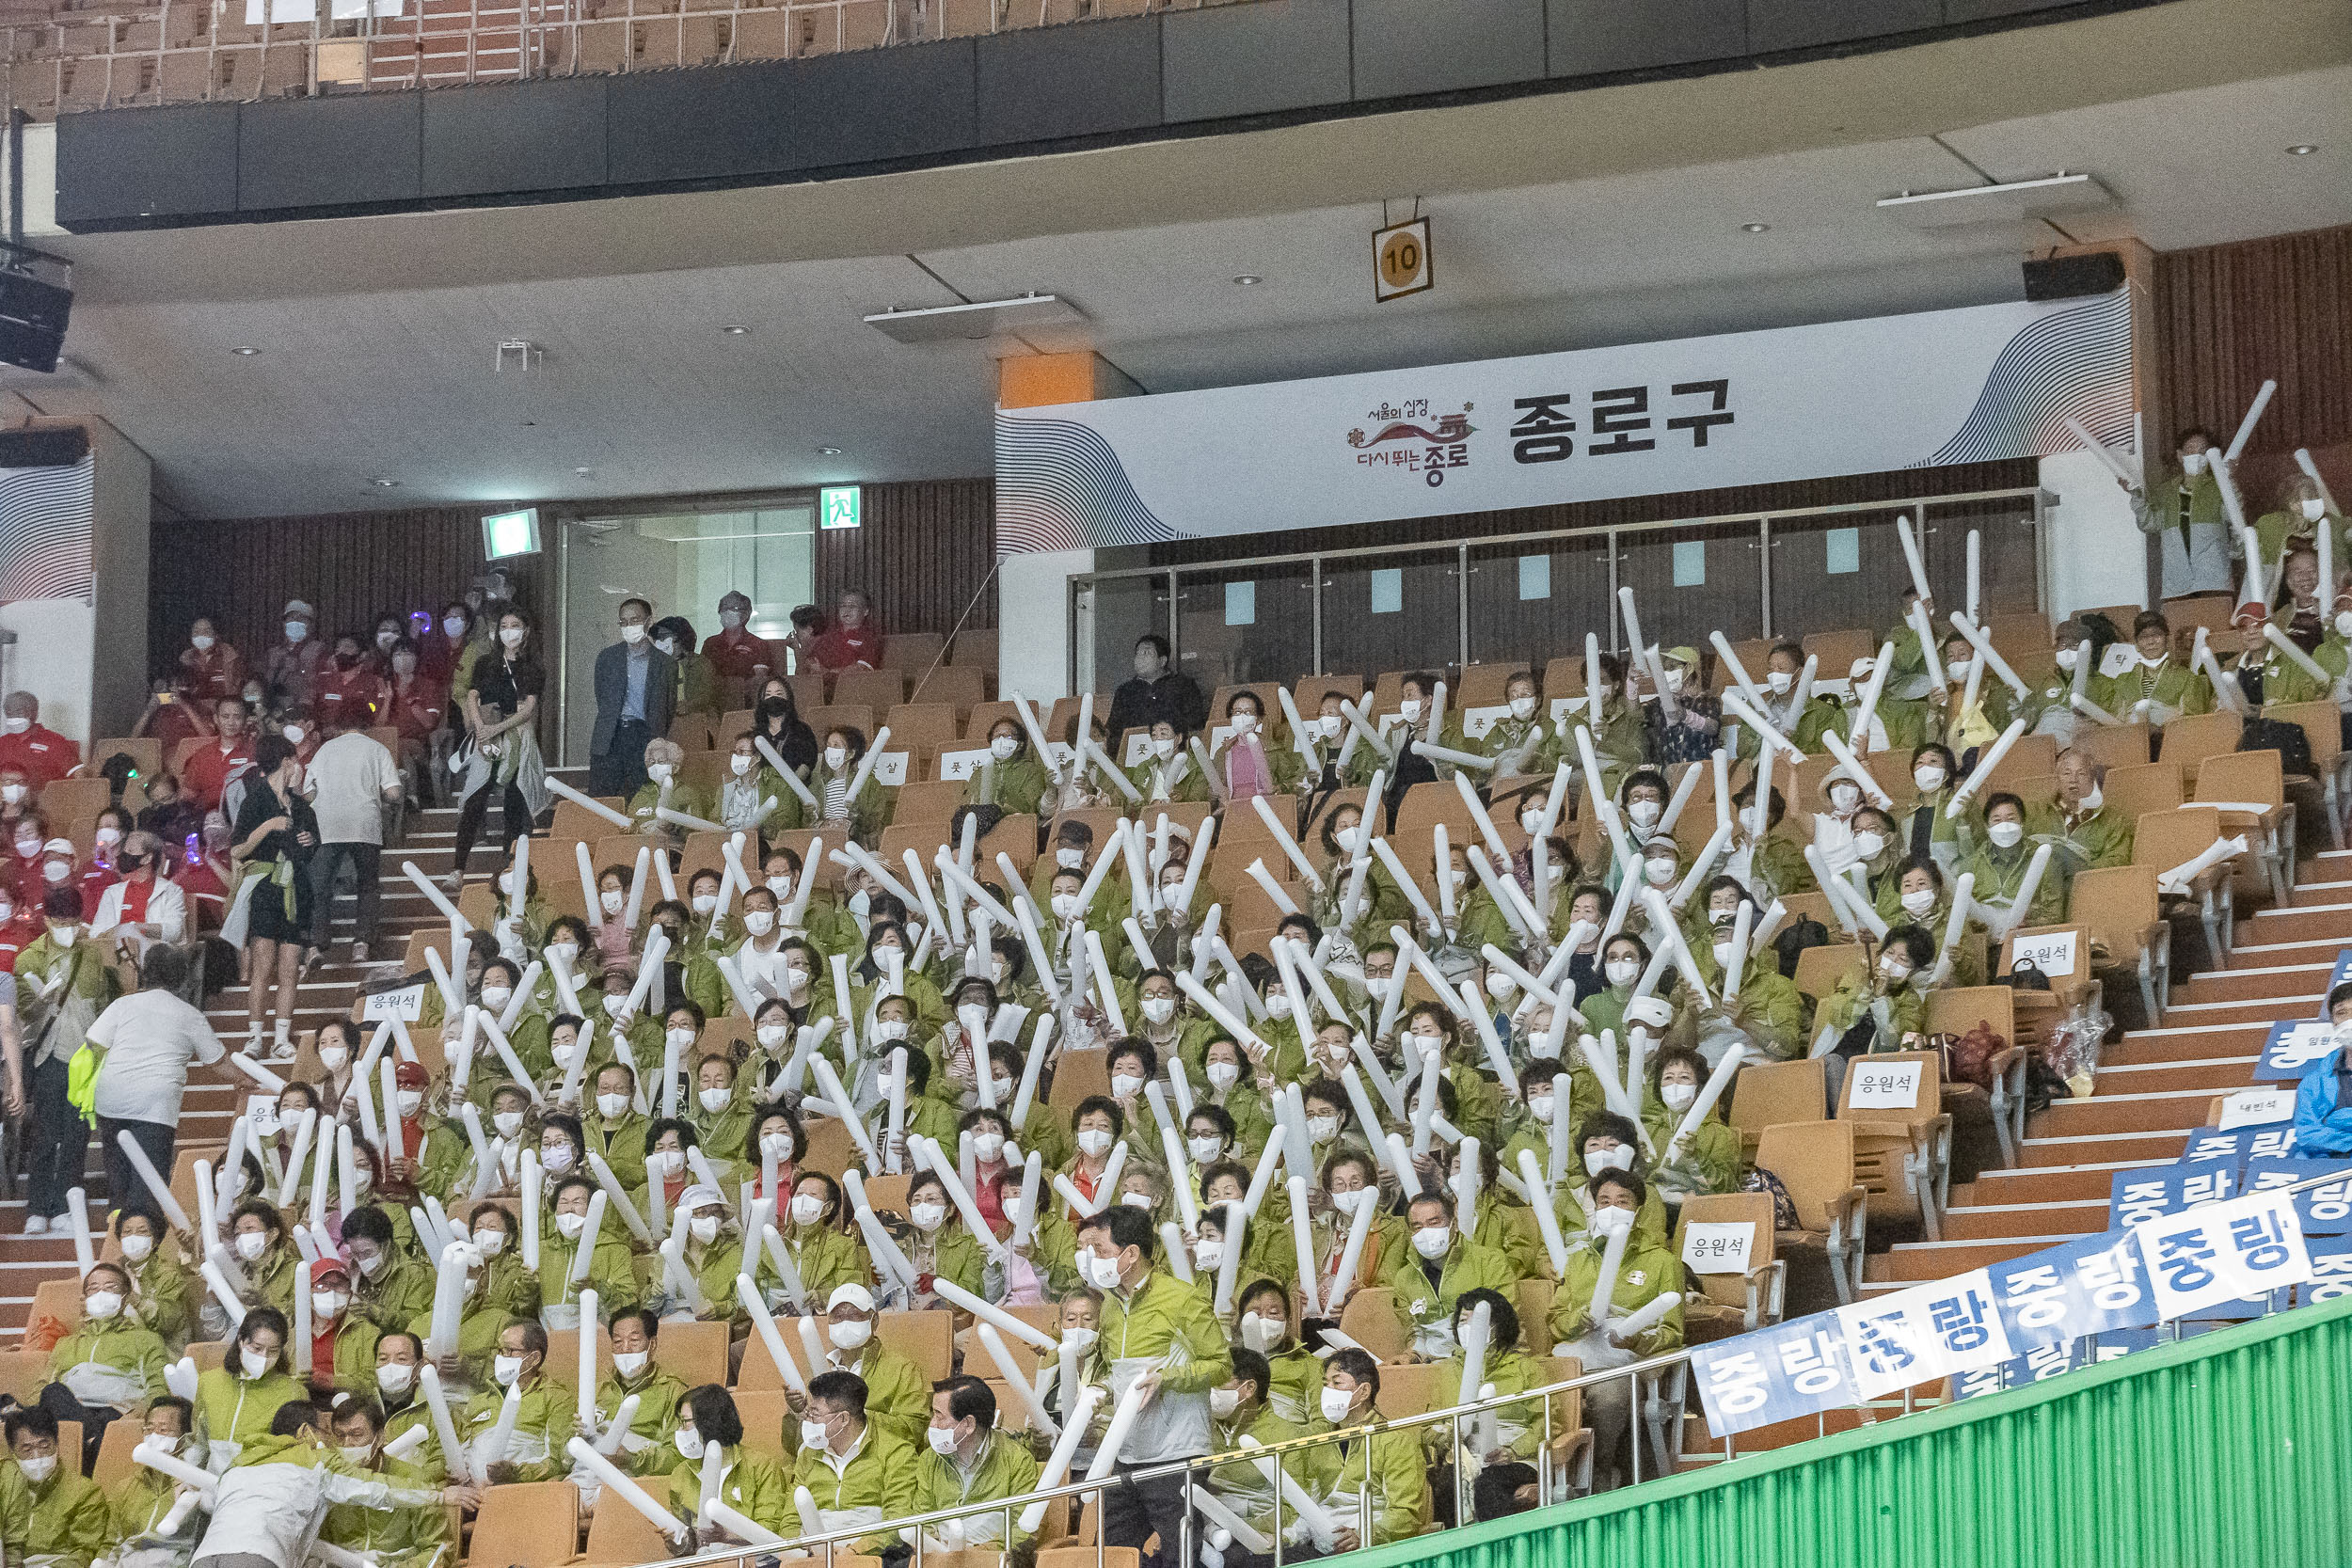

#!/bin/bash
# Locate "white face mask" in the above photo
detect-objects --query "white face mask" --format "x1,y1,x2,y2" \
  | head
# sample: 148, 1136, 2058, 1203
120, 1233, 154, 1263
319, 1045, 350, 1073
1210, 1386, 1242, 1418
284, 621, 309, 643
376, 1362, 415, 1396
990, 736, 1019, 760
1644, 858, 1677, 886
1605, 958, 1640, 988
829, 1318, 873, 1350
1320, 1386, 1358, 1423
1628, 800, 1661, 830
675, 1427, 706, 1460
791, 1195, 826, 1226
692, 1084, 732, 1115
619, 622, 647, 645
766, 875, 795, 903
234, 1231, 269, 1261
1186, 1134, 1224, 1164
1083, 1251, 1125, 1290
2054, 647, 2078, 672
1851, 832, 1886, 862
758, 1132, 794, 1162
1307, 1114, 1341, 1144
492, 1354, 525, 1386
17, 1454, 55, 1483
1914, 766, 1947, 792
972, 1132, 1006, 1162
500, 626, 527, 649
1120, 1191, 1154, 1211
543, 1144, 576, 1174
1110, 1072, 1144, 1100
1767, 670, 1794, 694
396, 1089, 423, 1117
1584, 1145, 1633, 1178
596, 1092, 630, 1118
2302, 497, 2328, 520
742, 910, 775, 938
474, 1228, 508, 1256
1412, 1226, 1452, 1259
1397, 699, 1422, 722
2181, 451, 2208, 475
691, 893, 718, 915
1661, 1081, 1698, 1111
555, 1212, 587, 1240
799, 1419, 833, 1451
649, 1149, 685, 1178
311, 1291, 344, 1321
84, 1291, 123, 1320
1152, 736, 1177, 761
1712, 942, 1735, 968
1829, 784, 1861, 813
282, 725, 305, 745
927, 1422, 962, 1457
1900, 888, 1936, 917
1880, 958, 1913, 984
601, 889, 626, 914
1663, 668, 1688, 693
823, 746, 848, 770
874, 1019, 909, 1042
1506, 694, 1538, 721
1140, 996, 1177, 1025
1231, 712, 1258, 735
910, 1201, 947, 1232
1318, 716, 1343, 739
610, 1349, 649, 1380
493, 1110, 524, 1137
239, 1347, 272, 1379
480, 985, 512, 1011
689, 1214, 721, 1244
1205, 1061, 1240, 1090
1988, 820, 2025, 848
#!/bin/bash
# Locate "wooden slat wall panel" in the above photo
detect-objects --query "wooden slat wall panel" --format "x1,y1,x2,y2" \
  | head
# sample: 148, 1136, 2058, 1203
148, 503, 541, 684
1142, 458, 2040, 565
812, 478, 997, 638
2154, 223, 2352, 454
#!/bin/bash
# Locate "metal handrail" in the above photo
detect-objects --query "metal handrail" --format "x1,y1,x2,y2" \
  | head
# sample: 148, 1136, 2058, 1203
654, 1160, 2352, 1567
1069, 485, 2047, 581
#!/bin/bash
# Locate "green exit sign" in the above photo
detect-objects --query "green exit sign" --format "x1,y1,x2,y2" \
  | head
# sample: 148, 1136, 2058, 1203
819, 485, 861, 530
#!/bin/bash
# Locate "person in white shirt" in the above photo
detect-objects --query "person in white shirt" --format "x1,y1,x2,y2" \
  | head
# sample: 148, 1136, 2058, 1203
88, 832, 188, 961
85, 944, 224, 1223
304, 722, 403, 965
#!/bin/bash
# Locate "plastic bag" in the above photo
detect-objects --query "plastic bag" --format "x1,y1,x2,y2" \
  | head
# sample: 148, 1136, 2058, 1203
2043, 999, 2112, 1101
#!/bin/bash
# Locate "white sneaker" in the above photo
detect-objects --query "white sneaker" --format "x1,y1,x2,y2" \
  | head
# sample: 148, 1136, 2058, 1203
267, 1037, 297, 1064
23, 1214, 45, 1236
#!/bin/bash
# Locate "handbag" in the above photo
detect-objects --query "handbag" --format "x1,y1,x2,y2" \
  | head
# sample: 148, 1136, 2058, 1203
2001, 958, 2051, 991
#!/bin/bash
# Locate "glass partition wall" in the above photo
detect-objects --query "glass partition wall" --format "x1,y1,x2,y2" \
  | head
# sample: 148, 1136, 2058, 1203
556, 501, 816, 766
1073, 488, 2049, 696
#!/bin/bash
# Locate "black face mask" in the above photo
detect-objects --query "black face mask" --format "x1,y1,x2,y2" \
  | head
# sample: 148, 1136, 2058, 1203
757, 698, 792, 724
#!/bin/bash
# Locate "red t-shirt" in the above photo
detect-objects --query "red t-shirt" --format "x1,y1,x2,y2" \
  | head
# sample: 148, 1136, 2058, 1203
315, 662, 388, 732
389, 677, 447, 743
812, 623, 882, 672
0, 912, 33, 972
182, 737, 254, 813
0, 725, 79, 788
176, 859, 229, 932
702, 628, 773, 681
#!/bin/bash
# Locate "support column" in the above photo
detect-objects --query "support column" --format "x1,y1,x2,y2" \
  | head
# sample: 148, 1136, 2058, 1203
994, 352, 1139, 704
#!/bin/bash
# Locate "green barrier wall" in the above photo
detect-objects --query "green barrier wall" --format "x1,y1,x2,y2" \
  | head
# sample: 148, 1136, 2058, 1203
1353, 1294, 2352, 1568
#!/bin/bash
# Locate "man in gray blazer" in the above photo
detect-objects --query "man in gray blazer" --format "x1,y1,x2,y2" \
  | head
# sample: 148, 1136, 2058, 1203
589, 596, 675, 797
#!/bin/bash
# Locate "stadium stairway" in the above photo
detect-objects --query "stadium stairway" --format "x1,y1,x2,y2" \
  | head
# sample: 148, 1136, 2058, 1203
1861, 848, 2352, 1287
0, 795, 494, 1338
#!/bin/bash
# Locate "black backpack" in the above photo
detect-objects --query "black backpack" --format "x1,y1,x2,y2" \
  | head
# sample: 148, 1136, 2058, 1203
2235, 718, 2312, 781
1773, 915, 1830, 979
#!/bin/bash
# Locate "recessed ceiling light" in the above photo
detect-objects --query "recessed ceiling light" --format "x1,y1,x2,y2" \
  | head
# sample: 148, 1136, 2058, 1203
720, 325, 751, 335
2287, 144, 2318, 155
1741, 223, 1771, 233
1232, 275, 1263, 286
230, 346, 260, 356
371, 478, 400, 488
818, 446, 843, 455
574, 467, 594, 476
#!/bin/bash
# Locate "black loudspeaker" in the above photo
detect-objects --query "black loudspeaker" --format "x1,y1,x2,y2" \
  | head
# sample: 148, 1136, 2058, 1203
2023, 252, 2125, 302
0, 426, 88, 467
0, 268, 72, 373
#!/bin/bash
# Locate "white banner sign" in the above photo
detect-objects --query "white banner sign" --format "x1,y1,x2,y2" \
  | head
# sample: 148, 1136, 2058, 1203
996, 292, 2131, 552
362, 984, 425, 1022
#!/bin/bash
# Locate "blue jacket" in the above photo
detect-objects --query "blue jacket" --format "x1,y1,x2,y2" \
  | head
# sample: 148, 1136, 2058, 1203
2291, 1052, 2352, 1156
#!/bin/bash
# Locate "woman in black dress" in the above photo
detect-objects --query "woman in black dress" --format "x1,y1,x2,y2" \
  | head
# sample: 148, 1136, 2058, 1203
230, 732, 317, 1059
749, 674, 818, 777
446, 608, 550, 889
